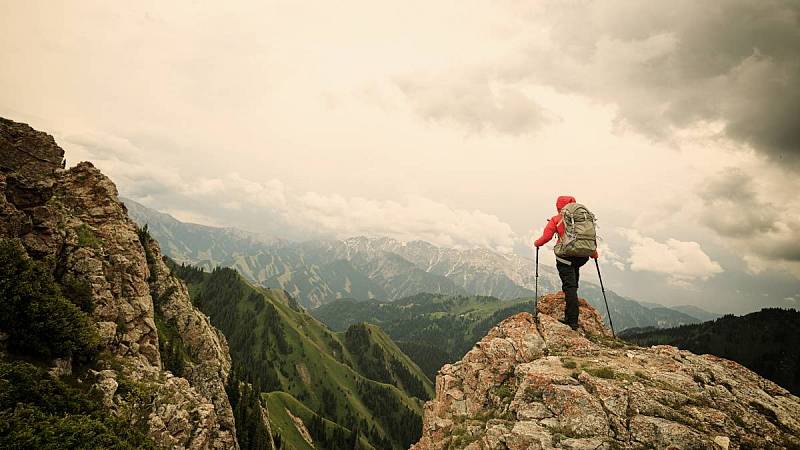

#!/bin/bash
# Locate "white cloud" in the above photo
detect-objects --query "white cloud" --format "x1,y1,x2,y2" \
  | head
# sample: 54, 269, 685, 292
224, 173, 288, 209
291, 193, 517, 252
619, 228, 723, 286
597, 239, 626, 271
396, 71, 554, 134
742, 253, 800, 279
161, 208, 224, 227
62, 131, 517, 252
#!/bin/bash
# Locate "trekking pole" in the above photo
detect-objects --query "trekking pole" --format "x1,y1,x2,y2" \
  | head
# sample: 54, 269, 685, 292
534, 247, 539, 318
594, 259, 615, 337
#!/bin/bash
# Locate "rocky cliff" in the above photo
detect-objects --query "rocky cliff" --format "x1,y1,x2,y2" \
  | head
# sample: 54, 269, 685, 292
0, 117, 237, 449
411, 293, 800, 449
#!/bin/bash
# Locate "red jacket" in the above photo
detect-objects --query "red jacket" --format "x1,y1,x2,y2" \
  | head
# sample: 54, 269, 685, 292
534, 195, 598, 259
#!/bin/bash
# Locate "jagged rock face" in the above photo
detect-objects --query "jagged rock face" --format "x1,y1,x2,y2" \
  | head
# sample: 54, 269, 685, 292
0, 118, 237, 449
0, 117, 65, 178
412, 296, 800, 449
146, 237, 237, 445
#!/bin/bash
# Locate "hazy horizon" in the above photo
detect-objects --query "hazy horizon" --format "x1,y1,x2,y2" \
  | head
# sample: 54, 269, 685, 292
2, 1, 798, 314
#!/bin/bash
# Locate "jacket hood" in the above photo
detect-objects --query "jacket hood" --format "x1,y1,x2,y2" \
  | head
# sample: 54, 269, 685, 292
556, 195, 576, 212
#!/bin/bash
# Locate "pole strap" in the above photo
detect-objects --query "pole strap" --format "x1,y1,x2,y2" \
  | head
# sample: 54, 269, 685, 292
555, 255, 572, 265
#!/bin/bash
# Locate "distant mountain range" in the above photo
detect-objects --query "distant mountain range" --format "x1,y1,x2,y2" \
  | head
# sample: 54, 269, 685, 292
669, 304, 723, 322
124, 198, 713, 331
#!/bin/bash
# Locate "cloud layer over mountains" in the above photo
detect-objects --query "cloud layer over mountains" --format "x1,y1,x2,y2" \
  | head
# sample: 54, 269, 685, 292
65, 132, 518, 252
2, 0, 798, 311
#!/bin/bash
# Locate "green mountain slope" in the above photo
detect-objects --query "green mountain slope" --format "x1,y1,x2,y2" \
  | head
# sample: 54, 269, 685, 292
312, 293, 536, 380
620, 308, 800, 395
264, 391, 376, 450
342, 323, 433, 402
271, 259, 390, 304
171, 262, 433, 449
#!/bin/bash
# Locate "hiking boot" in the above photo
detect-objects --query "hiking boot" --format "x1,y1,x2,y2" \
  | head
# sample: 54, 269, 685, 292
559, 319, 579, 331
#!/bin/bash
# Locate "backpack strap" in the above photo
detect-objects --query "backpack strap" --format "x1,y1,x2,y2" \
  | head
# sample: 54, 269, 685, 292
555, 255, 572, 265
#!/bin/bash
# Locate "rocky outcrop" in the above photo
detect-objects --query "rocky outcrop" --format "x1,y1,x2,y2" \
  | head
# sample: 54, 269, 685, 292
0, 117, 238, 449
146, 236, 237, 445
286, 408, 315, 446
412, 293, 800, 449
536, 292, 612, 338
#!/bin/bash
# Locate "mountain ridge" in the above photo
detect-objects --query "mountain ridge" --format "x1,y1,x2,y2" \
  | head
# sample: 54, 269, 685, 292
125, 198, 705, 331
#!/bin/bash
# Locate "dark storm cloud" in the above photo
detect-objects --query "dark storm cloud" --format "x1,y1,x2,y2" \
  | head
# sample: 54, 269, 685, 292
673, 0, 800, 167
530, 0, 800, 168
398, 1, 800, 166
763, 240, 800, 262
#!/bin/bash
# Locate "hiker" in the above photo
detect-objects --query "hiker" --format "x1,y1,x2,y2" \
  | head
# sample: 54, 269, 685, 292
534, 195, 598, 330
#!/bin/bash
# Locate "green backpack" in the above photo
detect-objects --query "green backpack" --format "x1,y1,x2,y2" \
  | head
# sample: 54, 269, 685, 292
553, 202, 597, 258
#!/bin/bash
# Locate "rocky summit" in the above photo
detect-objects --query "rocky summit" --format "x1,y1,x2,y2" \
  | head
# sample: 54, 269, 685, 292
411, 293, 800, 449
0, 118, 237, 449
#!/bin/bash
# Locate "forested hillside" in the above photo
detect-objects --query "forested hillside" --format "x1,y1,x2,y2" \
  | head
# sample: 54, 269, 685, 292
171, 262, 433, 450
621, 308, 800, 395
312, 293, 536, 379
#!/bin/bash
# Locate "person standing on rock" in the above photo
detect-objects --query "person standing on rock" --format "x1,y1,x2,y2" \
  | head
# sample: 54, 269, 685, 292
533, 195, 598, 330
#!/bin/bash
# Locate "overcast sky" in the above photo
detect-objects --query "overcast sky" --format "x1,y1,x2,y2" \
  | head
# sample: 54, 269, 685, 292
2, 0, 798, 314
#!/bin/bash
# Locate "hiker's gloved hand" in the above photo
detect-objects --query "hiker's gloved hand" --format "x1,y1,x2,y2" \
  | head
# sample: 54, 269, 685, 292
591, 250, 599, 259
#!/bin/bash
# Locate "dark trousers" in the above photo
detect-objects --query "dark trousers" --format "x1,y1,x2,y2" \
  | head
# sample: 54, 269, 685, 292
556, 256, 589, 326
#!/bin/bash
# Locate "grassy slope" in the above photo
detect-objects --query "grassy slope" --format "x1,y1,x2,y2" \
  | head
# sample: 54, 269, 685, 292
264, 392, 376, 450
174, 263, 431, 449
